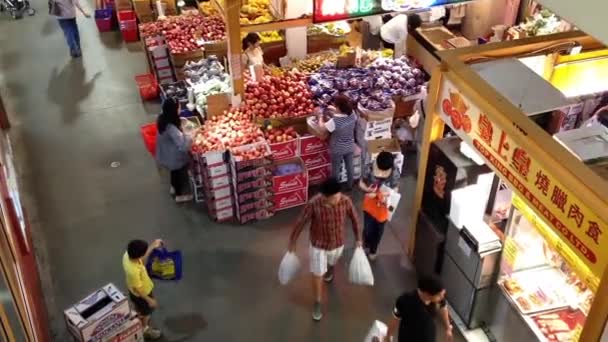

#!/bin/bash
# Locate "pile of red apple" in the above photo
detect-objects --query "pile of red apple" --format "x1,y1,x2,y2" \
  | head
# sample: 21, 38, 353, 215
244, 71, 315, 119
263, 126, 298, 144
231, 143, 271, 161
190, 108, 265, 154
138, 15, 226, 54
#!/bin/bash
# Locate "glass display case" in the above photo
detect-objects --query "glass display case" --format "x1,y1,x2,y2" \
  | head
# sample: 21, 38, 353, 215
497, 196, 597, 342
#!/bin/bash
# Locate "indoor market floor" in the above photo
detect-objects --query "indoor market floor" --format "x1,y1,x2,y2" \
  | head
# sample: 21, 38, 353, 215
0, 8, 465, 342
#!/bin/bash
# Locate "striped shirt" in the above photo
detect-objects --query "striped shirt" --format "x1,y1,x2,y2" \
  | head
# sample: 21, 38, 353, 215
290, 194, 361, 250
327, 113, 356, 155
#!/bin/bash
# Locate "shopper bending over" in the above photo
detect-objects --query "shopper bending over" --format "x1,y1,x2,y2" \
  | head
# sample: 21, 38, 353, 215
380, 13, 422, 57
289, 178, 362, 321
123, 239, 164, 340
383, 275, 453, 342
156, 98, 193, 203
49, 0, 90, 58
242, 32, 264, 66
359, 151, 400, 261
319, 95, 357, 190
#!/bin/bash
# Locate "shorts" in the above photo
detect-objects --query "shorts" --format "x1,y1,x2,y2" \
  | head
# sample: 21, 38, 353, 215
309, 244, 344, 277
129, 291, 155, 316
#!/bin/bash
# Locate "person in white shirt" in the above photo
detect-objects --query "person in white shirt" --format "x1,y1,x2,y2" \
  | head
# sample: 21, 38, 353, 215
241, 33, 264, 66
50, 0, 90, 58
380, 14, 422, 57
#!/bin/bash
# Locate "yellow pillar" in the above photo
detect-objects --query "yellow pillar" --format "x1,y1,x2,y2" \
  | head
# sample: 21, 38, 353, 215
225, 0, 245, 97
407, 65, 445, 258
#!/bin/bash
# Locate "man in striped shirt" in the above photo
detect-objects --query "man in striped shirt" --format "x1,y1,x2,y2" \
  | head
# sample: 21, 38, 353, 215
289, 178, 362, 321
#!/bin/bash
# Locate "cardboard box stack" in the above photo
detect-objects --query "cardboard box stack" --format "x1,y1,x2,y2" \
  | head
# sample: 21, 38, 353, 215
299, 134, 330, 185
64, 284, 142, 342
356, 109, 394, 165
192, 150, 234, 222
144, 36, 175, 84
366, 138, 405, 174
268, 134, 299, 161
271, 158, 308, 211
230, 142, 275, 224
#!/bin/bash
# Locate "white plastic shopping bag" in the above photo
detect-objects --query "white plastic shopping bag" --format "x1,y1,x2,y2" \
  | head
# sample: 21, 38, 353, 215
364, 320, 388, 342
380, 185, 402, 221
278, 252, 301, 285
349, 247, 375, 286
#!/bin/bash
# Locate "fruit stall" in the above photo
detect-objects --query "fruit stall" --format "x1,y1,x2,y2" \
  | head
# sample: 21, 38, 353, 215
409, 31, 608, 341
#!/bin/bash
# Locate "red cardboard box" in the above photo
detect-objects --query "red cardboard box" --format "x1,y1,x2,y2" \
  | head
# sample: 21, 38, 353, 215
233, 166, 272, 183
236, 187, 272, 204
234, 177, 272, 194
235, 198, 273, 215
204, 184, 231, 200
237, 208, 274, 224
269, 138, 299, 160
308, 163, 332, 185
209, 206, 234, 222
272, 158, 308, 194
206, 195, 233, 212
273, 187, 308, 211
299, 134, 328, 155
203, 173, 231, 190
301, 151, 331, 169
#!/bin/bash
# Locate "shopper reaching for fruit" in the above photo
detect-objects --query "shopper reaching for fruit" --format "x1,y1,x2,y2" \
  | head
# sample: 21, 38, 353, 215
155, 98, 193, 203
242, 32, 264, 67
318, 94, 357, 191
359, 151, 400, 261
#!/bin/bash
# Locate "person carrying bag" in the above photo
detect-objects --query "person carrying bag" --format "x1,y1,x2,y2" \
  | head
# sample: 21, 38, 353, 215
359, 151, 400, 260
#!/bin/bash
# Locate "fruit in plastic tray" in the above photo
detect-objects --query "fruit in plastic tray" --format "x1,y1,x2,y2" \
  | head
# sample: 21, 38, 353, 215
263, 126, 298, 144
231, 144, 271, 161
244, 71, 315, 119
190, 108, 264, 154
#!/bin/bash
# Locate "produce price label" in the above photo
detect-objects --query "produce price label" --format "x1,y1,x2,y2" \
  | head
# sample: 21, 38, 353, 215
437, 78, 608, 279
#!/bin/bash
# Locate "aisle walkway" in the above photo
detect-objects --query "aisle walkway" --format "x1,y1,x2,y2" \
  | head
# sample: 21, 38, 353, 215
0, 8, 461, 342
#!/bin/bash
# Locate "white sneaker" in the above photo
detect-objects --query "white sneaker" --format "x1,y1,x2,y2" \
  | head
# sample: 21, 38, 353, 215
175, 194, 193, 203
170, 186, 175, 195
144, 326, 162, 340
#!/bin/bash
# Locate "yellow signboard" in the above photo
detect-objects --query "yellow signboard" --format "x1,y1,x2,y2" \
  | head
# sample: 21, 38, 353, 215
437, 78, 608, 278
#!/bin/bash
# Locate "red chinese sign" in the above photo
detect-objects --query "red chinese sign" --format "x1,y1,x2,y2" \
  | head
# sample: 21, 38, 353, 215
438, 79, 608, 277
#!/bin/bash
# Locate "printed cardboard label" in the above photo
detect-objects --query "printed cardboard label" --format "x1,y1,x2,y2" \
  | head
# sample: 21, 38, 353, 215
272, 172, 308, 193
301, 151, 331, 169
269, 139, 299, 160
273, 187, 308, 211
299, 135, 328, 155
308, 164, 332, 185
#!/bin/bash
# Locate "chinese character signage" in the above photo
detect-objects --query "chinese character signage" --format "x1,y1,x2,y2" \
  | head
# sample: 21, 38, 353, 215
312, 0, 468, 23
437, 78, 608, 277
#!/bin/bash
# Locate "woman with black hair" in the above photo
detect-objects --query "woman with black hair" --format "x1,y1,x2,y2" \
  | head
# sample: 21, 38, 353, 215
156, 98, 193, 203
319, 95, 357, 190
242, 32, 264, 66
359, 151, 400, 260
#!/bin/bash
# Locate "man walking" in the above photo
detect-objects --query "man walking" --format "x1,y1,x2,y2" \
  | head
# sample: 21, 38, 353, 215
123, 239, 163, 340
289, 178, 362, 321
50, 0, 90, 57
383, 275, 453, 342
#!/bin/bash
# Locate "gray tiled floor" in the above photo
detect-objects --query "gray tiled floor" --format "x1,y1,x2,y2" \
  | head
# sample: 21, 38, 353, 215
0, 7, 465, 342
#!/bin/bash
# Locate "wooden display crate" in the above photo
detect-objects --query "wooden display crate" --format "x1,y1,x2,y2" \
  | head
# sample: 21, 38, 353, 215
307, 34, 347, 54
115, 0, 132, 10
202, 41, 228, 59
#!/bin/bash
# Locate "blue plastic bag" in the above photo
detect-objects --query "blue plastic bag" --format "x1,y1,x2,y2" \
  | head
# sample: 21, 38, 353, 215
146, 247, 183, 281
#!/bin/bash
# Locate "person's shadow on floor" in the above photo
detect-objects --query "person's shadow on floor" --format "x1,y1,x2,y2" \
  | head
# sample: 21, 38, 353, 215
47, 58, 101, 124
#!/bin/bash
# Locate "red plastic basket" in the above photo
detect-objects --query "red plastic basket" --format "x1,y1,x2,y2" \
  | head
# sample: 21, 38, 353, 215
140, 123, 158, 157
135, 74, 158, 100
95, 9, 113, 32
117, 10, 138, 42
